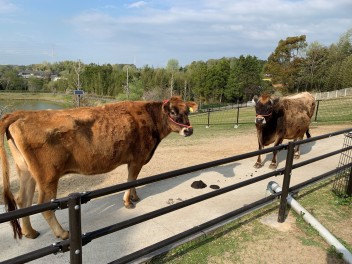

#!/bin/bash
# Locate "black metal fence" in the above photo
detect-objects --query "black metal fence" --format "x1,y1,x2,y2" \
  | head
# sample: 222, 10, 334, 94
333, 132, 352, 196
1, 128, 352, 264
190, 96, 352, 128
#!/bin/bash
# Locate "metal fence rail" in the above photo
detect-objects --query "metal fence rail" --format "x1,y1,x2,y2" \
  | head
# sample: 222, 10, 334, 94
0, 128, 351, 264
190, 96, 352, 128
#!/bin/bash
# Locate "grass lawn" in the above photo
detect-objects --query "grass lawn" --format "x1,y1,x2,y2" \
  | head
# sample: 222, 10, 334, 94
149, 180, 352, 264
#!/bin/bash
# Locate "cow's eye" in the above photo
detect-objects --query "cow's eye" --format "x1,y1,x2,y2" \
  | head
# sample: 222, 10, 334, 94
170, 110, 177, 116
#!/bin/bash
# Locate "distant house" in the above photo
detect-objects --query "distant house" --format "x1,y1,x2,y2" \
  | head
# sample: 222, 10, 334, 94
50, 73, 61, 81
18, 70, 34, 79
18, 70, 52, 79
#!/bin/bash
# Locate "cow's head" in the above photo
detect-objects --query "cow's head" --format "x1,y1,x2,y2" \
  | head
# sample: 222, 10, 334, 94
163, 96, 198, 137
254, 94, 275, 126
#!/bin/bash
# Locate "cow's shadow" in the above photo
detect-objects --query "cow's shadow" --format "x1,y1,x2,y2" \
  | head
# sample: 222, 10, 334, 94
261, 140, 316, 168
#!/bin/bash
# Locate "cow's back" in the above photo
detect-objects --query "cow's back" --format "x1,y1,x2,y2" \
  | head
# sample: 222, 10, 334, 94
285, 92, 316, 117
7, 101, 164, 176
279, 92, 315, 139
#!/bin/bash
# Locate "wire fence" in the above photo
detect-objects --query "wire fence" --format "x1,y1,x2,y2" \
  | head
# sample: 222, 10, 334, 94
333, 132, 352, 196
190, 96, 352, 128
313, 97, 352, 123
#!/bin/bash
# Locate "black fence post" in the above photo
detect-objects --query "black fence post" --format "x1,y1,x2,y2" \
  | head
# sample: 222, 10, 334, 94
347, 167, 352, 196
68, 193, 83, 264
314, 100, 320, 122
206, 109, 211, 128
234, 106, 240, 128
278, 141, 295, 222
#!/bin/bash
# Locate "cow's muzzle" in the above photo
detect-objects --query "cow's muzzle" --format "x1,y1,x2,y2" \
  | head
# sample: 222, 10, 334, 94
180, 127, 193, 137
255, 116, 266, 125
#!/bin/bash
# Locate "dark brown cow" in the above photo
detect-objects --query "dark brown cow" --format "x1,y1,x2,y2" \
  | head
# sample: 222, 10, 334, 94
0, 96, 197, 240
253, 92, 315, 169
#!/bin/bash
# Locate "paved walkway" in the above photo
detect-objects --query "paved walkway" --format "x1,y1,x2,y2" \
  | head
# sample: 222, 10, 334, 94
0, 134, 347, 263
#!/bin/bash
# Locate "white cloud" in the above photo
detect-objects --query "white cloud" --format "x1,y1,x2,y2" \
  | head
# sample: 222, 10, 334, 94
0, 0, 17, 13
127, 1, 147, 9
5, 0, 351, 66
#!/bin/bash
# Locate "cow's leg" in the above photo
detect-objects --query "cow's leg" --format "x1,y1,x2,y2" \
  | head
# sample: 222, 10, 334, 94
254, 138, 264, 168
294, 135, 304, 159
37, 180, 69, 240
16, 166, 39, 239
7, 139, 39, 238
269, 137, 284, 169
123, 163, 143, 209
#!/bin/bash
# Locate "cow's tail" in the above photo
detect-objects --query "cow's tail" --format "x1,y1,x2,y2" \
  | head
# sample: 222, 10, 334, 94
305, 129, 311, 139
0, 114, 22, 239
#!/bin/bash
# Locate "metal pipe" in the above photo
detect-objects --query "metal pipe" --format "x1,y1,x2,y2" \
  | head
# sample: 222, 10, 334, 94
268, 181, 352, 264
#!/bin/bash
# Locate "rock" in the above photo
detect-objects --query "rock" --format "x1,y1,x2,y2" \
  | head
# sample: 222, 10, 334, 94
191, 180, 207, 189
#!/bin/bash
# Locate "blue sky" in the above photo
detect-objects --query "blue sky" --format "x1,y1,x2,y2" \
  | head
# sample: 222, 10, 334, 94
0, 0, 351, 67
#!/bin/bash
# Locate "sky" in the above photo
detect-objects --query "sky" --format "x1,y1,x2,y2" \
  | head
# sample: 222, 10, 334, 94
0, 0, 351, 68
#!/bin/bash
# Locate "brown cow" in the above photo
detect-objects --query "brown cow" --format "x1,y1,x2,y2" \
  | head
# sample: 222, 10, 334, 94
0, 96, 197, 240
253, 92, 316, 169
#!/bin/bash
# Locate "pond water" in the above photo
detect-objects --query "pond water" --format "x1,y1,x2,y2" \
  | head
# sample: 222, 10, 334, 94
0, 100, 67, 111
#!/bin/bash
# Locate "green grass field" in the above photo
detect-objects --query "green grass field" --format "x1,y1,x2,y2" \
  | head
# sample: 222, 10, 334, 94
314, 97, 352, 123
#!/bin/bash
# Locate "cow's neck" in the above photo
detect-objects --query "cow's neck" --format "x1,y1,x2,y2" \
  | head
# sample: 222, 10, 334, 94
146, 102, 172, 140
261, 111, 278, 134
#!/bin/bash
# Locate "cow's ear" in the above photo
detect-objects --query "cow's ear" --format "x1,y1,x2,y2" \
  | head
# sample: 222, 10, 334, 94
163, 100, 171, 113
187, 102, 198, 113
253, 95, 259, 103
272, 98, 279, 105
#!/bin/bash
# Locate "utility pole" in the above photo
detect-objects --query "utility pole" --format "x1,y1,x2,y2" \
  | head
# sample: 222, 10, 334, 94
170, 72, 174, 97
126, 66, 129, 100
74, 60, 83, 107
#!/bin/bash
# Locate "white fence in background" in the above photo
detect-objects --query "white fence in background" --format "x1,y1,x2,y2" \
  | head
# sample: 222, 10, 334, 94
313, 87, 352, 100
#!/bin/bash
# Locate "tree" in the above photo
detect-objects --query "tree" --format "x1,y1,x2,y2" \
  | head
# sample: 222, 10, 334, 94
73, 60, 83, 90
0, 69, 26, 90
322, 28, 352, 91
117, 76, 144, 101
225, 55, 263, 101
302, 41, 328, 91
340, 55, 352, 88
187, 61, 207, 105
27, 77, 44, 91
265, 35, 307, 93
166, 59, 180, 96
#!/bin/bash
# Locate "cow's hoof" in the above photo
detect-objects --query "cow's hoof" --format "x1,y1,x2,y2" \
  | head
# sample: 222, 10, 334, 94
131, 196, 140, 202
25, 230, 40, 239
269, 163, 278, 169
124, 203, 135, 209
253, 162, 263, 168
294, 154, 300, 159
57, 231, 69, 240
